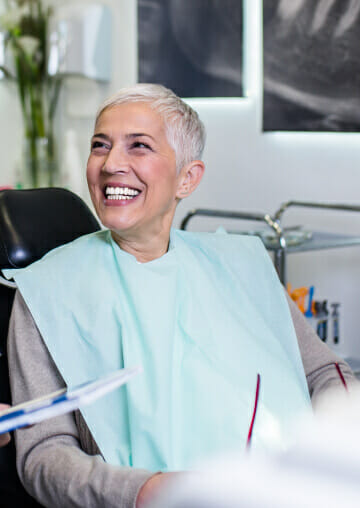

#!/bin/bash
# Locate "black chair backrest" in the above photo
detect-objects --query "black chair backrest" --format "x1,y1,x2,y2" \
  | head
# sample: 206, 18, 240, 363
0, 188, 100, 507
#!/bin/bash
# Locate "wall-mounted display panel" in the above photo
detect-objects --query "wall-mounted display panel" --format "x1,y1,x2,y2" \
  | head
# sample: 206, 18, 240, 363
138, 0, 243, 98
263, 0, 360, 132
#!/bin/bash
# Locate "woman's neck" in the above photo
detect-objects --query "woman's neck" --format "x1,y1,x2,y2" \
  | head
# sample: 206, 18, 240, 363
111, 229, 171, 263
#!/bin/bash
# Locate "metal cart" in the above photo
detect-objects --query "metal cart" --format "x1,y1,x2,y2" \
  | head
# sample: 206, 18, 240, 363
180, 201, 360, 284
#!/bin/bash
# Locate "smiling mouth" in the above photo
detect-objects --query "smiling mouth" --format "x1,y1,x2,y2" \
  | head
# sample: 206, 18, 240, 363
104, 186, 141, 201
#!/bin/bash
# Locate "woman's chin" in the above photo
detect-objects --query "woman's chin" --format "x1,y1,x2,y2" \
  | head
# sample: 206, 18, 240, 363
104, 221, 135, 235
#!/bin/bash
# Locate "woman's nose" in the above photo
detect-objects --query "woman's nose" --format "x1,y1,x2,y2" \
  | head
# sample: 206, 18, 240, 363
102, 148, 130, 174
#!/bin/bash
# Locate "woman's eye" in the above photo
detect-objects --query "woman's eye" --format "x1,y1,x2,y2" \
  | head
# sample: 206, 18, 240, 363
91, 140, 110, 151
132, 141, 151, 150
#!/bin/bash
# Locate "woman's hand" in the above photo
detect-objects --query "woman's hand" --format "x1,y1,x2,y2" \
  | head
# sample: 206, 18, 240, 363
0, 404, 11, 447
136, 472, 183, 508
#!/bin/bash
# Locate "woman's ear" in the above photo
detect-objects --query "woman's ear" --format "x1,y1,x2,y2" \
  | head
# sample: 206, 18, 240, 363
176, 160, 205, 199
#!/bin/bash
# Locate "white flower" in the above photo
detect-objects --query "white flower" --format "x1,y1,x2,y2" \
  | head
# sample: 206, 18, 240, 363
0, 5, 30, 31
17, 35, 40, 58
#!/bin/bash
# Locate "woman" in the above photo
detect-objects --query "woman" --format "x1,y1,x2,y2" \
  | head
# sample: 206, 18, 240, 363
7, 84, 355, 508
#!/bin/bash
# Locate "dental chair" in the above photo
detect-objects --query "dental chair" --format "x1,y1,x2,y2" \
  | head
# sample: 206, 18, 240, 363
0, 188, 100, 507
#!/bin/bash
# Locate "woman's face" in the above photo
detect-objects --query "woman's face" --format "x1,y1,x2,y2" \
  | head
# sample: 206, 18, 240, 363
87, 102, 181, 241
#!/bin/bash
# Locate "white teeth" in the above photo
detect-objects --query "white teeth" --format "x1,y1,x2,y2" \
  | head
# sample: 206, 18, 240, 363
108, 195, 132, 200
105, 186, 140, 198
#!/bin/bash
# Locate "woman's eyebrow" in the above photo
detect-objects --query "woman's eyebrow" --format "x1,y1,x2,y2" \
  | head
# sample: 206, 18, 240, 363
126, 133, 155, 141
92, 133, 111, 141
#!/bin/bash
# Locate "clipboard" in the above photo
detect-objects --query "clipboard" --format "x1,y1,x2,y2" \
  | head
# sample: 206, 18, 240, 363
0, 366, 141, 434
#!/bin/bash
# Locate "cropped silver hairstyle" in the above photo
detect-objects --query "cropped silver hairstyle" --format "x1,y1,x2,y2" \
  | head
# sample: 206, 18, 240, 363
95, 83, 206, 171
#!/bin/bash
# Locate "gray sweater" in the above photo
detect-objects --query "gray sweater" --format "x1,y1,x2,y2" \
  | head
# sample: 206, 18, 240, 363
8, 291, 356, 508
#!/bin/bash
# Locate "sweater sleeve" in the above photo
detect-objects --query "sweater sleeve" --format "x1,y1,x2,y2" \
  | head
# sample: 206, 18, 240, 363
286, 292, 358, 408
8, 291, 153, 508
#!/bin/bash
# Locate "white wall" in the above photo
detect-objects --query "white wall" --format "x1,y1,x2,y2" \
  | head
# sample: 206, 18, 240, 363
1, 0, 360, 359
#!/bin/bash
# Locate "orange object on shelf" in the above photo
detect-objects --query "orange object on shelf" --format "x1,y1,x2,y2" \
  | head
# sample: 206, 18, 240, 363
288, 286, 309, 314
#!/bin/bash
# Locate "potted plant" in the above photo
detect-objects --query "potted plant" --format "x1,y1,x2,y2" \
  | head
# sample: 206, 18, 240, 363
0, 0, 62, 187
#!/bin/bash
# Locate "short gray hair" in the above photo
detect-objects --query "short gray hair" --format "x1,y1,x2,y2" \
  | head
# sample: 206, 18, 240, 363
96, 83, 206, 171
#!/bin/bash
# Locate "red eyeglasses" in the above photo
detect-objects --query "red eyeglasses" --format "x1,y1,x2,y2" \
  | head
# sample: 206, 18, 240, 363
246, 373, 261, 449
246, 363, 348, 449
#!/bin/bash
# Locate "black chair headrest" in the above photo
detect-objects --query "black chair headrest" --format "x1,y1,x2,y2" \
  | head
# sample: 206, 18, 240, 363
0, 188, 100, 269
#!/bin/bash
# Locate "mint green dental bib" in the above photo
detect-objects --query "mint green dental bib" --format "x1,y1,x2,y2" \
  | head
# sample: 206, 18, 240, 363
6, 229, 310, 470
